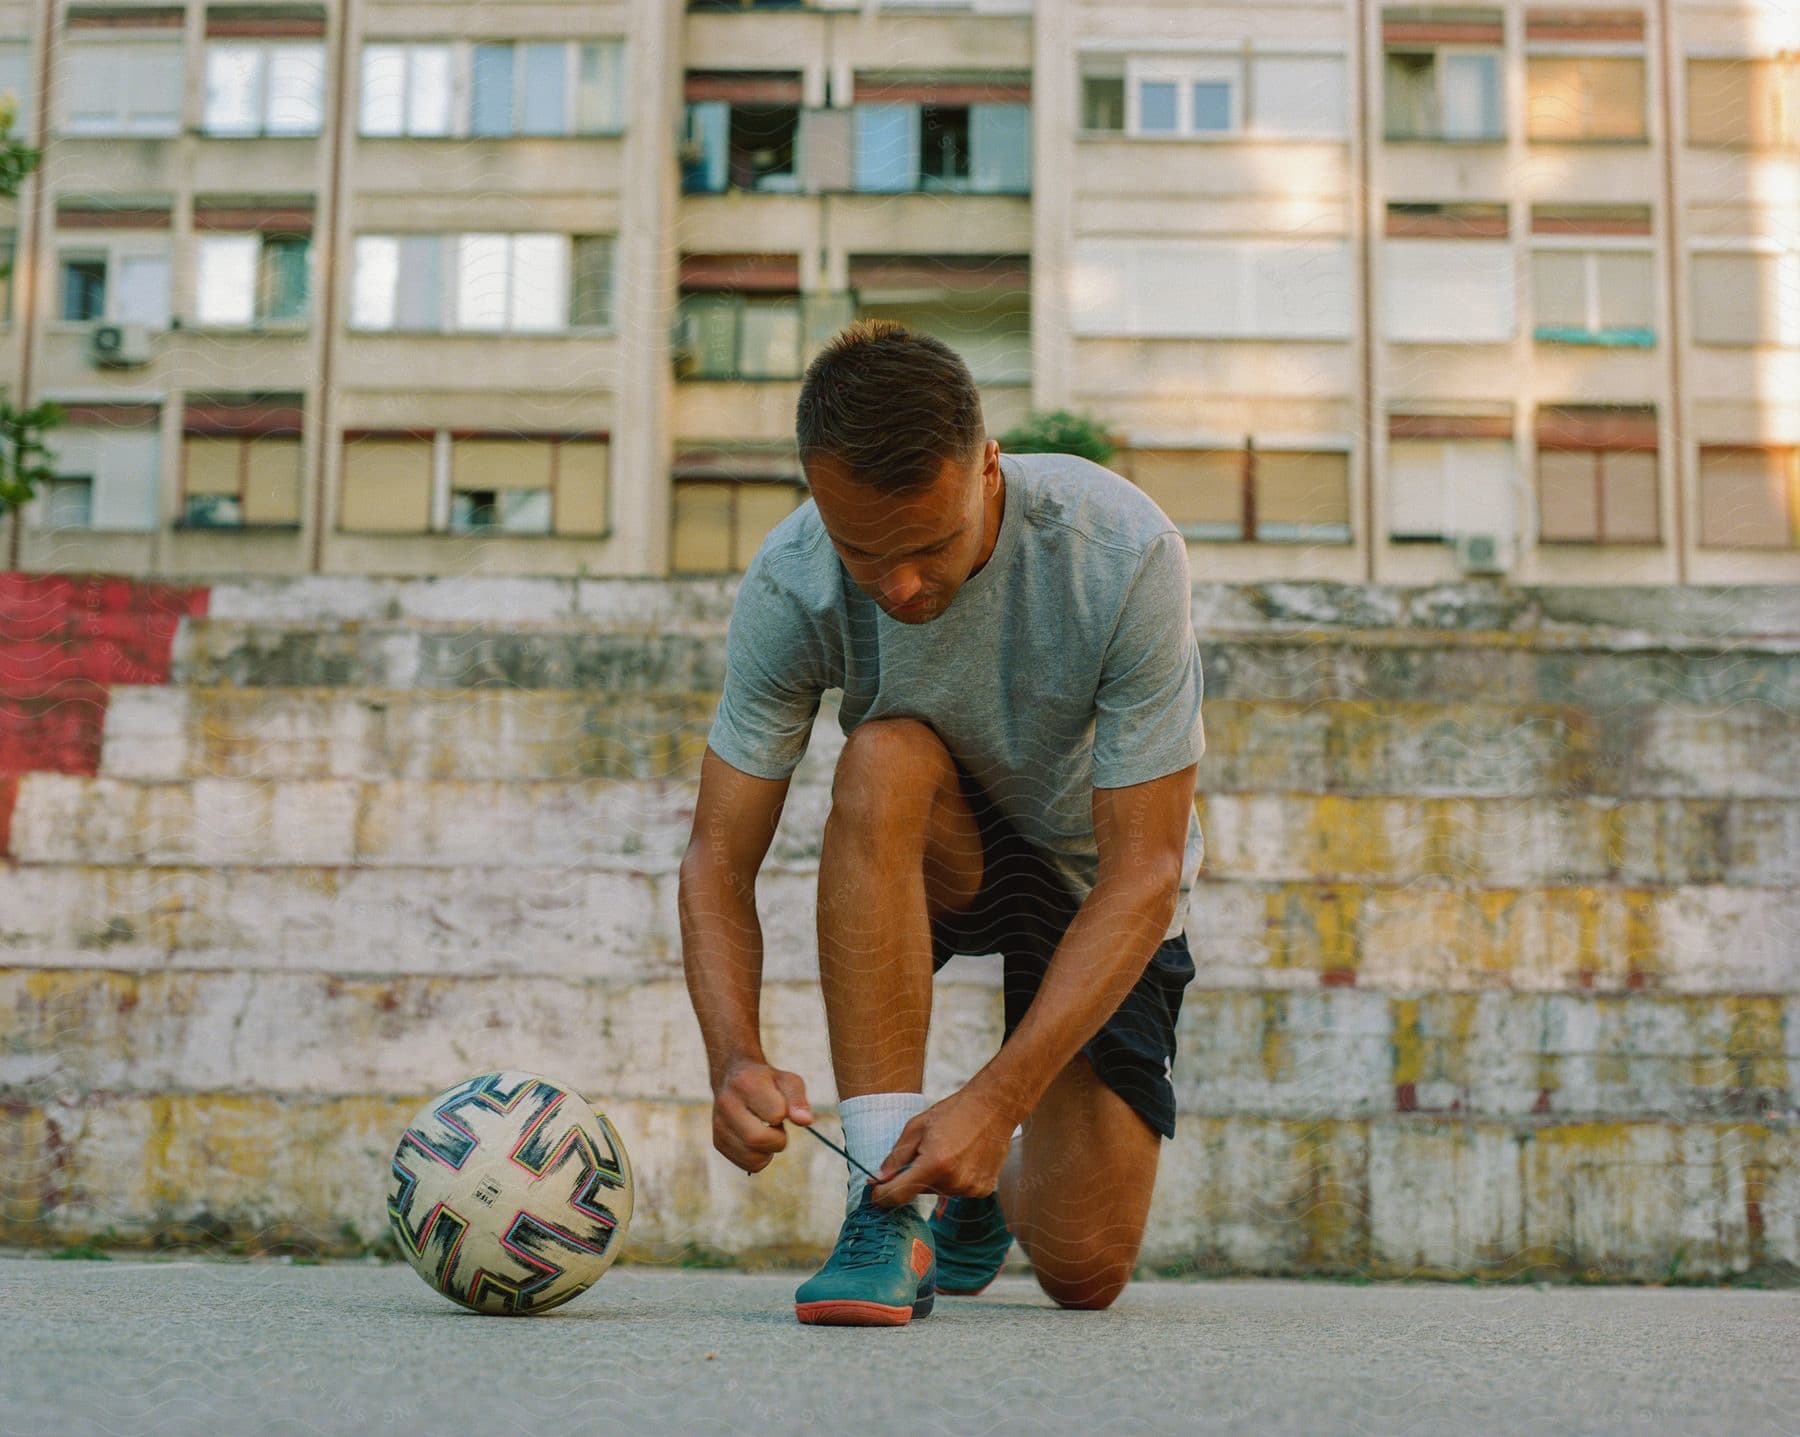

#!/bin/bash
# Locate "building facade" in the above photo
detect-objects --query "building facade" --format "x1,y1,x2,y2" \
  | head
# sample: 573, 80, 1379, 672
0, 0, 1794, 584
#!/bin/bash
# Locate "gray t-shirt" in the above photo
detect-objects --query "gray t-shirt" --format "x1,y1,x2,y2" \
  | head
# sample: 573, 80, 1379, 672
705, 449, 1206, 942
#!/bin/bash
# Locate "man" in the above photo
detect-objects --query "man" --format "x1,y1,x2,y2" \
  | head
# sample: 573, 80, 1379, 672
679, 319, 1205, 1326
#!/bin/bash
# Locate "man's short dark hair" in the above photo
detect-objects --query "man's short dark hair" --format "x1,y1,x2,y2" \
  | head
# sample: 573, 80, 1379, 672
794, 318, 987, 496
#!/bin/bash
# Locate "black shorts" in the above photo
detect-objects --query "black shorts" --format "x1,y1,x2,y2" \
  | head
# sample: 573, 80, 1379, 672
927, 758, 1194, 1141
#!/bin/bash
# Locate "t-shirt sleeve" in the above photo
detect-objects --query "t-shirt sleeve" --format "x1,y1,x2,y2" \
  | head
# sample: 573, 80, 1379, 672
705, 552, 826, 782
1091, 530, 1206, 789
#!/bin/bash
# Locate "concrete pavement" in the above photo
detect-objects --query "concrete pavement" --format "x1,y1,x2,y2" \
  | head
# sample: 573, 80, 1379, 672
1, 1257, 1795, 1436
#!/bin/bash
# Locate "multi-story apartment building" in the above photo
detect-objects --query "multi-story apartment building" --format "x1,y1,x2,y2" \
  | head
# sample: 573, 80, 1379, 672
0, 0, 1793, 584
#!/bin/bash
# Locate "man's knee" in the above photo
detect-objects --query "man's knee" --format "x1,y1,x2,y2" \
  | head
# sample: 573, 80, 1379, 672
1031, 1253, 1135, 1311
830, 718, 955, 830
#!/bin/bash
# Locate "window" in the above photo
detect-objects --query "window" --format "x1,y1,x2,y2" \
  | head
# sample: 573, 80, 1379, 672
1071, 238, 1354, 339
195, 233, 311, 327
1385, 48, 1503, 140
1387, 438, 1516, 541
1127, 57, 1242, 135
340, 434, 433, 532
469, 41, 626, 136
1691, 250, 1800, 346
182, 431, 304, 528
1532, 248, 1654, 344
35, 424, 162, 531
360, 44, 454, 136
1526, 54, 1646, 140
1698, 447, 1800, 548
204, 42, 325, 136
340, 431, 609, 536
351, 233, 610, 333
1125, 448, 1352, 543
1384, 238, 1514, 342
1080, 61, 1126, 132
59, 249, 172, 328
61, 41, 183, 136
1536, 407, 1660, 544
362, 40, 627, 138
671, 479, 802, 572
0, 42, 32, 136
675, 293, 803, 378
1687, 57, 1800, 149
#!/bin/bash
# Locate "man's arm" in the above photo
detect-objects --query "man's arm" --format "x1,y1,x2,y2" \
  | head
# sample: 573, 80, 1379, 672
680, 746, 816, 1173
867, 763, 1195, 1205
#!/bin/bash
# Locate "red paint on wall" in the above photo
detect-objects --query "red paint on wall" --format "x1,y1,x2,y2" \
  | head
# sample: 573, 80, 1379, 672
0, 572, 209, 777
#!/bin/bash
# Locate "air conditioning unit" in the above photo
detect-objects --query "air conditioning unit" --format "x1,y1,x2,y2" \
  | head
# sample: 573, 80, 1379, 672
90, 322, 151, 368
1453, 530, 1512, 576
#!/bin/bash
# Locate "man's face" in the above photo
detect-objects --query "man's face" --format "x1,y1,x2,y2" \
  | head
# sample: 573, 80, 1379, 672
808, 441, 1000, 625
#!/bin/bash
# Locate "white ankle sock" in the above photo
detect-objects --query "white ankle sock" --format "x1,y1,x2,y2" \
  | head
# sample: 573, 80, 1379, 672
837, 1091, 928, 1216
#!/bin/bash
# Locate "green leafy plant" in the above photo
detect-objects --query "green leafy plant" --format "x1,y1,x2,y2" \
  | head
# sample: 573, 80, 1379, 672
996, 408, 1119, 467
0, 89, 56, 519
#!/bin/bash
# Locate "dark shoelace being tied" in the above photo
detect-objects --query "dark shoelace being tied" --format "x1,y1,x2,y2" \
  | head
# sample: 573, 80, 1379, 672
837, 1198, 904, 1269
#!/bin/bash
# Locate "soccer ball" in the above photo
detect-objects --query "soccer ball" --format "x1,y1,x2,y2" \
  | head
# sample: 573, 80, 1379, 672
386, 1071, 635, 1315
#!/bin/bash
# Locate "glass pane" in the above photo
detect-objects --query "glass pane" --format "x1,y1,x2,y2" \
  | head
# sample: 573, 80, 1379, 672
519, 44, 565, 135
499, 488, 553, 533
185, 493, 244, 528
1389, 440, 1449, 538
351, 236, 399, 327
575, 41, 624, 133
1138, 80, 1178, 133
396, 235, 443, 330
125, 43, 182, 132
205, 45, 263, 135
1594, 251, 1653, 332
114, 255, 170, 327
682, 101, 730, 193
739, 300, 802, 378
470, 44, 514, 136
196, 235, 258, 325
262, 236, 311, 321
266, 45, 324, 135
1082, 74, 1125, 131
569, 236, 612, 328
361, 44, 405, 135
1255, 451, 1351, 540
1191, 81, 1232, 132
456, 234, 510, 330
507, 234, 566, 331
407, 46, 454, 136
62, 258, 106, 321
853, 104, 917, 191
969, 103, 1029, 192
46, 478, 94, 529
1384, 51, 1435, 137
684, 294, 739, 377
1532, 250, 1589, 330
1442, 52, 1501, 139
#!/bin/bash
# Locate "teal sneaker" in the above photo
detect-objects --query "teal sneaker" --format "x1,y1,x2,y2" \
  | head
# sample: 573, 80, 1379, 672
928, 1193, 1013, 1296
794, 1185, 936, 1326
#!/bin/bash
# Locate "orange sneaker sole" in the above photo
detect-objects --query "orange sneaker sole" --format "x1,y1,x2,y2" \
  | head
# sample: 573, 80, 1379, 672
794, 1299, 916, 1326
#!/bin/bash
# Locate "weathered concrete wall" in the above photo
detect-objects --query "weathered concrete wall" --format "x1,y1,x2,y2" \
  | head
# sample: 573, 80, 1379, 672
1, 576, 1795, 1280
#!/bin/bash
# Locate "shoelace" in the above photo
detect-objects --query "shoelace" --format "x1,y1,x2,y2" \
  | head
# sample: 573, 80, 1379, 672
837, 1199, 902, 1269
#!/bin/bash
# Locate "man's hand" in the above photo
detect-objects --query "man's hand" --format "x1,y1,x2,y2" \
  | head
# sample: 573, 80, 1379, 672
865, 1085, 1016, 1208
712, 1059, 813, 1174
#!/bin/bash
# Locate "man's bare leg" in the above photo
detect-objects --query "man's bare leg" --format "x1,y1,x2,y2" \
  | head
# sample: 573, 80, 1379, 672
815, 717, 985, 1101
997, 1053, 1162, 1309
